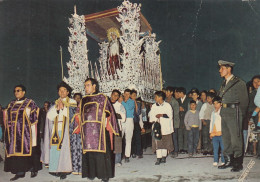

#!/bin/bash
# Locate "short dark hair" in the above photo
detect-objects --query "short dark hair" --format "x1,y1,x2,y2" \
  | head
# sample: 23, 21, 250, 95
208, 88, 217, 94
155, 91, 166, 100
213, 96, 222, 103
14, 84, 26, 92
73, 93, 82, 99
44, 101, 50, 105
251, 75, 260, 82
130, 89, 137, 95
124, 89, 131, 93
85, 78, 99, 93
176, 87, 186, 94
200, 90, 207, 95
136, 97, 142, 102
165, 86, 175, 93
206, 92, 215, 98
112, 89, 121, 96
57, 81, 72, 97
191, 90, 200, 96
191, 88, 199, 94
190, 100, 197, 104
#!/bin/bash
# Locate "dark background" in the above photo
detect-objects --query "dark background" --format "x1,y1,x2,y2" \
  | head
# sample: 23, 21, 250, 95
0, 0, 260, 107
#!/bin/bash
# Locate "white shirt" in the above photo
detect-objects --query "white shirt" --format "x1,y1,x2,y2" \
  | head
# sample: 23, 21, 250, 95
113, 101, 126, 131
225, 74, 234, 85
47, 98, 77, 131
181, 95, 186, 103
149, 101, 174, 135
210, 109, 222, 133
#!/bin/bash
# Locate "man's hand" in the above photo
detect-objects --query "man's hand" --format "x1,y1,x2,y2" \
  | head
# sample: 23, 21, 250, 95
202, 119, 207, 126
58, 99, 64, 110
141, 128, 146, 133
179, 107, 184, 112
156, 114, 163, 118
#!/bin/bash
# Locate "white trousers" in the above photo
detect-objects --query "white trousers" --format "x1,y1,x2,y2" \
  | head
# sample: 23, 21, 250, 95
121, 118, 134, 157
156, 149, 167, 158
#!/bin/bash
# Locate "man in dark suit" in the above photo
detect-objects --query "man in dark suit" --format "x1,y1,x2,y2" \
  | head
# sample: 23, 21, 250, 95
217, 60, 248, 172
176, 87, 191, 154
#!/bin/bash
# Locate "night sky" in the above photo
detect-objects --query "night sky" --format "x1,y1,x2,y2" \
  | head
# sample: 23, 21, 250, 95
0, 0, 260, 107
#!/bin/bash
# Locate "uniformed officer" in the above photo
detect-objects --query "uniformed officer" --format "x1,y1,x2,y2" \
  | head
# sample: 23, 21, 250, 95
217, 60, 248, 172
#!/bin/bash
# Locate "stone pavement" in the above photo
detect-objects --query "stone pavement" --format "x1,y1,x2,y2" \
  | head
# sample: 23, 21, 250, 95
0, 147, 259, 182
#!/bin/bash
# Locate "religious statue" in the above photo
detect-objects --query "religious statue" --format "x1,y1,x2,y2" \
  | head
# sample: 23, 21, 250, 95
107, 27, 123, 78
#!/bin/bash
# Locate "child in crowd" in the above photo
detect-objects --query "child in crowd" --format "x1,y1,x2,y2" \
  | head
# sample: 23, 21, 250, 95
184, 100, 201, 157
199, 92, 215, 155
188, 90, 203, 111
150, 91, 174, 165
210, 96, 225, 166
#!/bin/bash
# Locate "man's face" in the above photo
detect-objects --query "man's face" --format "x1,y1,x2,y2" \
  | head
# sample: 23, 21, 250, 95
206, 96, 213, 104
219, 66, 230, 78
190, 103, 197, 110
214, 101, 221, 111
74, 95, 82, 104
118, 95, 123, 103
124, 91, 130, 100
111, 92, 119, 102
44, 103, 49, 111
154, 95, 162, 103
200, 92, 206, 101
85, 80, 96, 95
192, 93, 199, 101
165, 90, 173, 98
177, 92, 184, 98
14, 87, 25, 100
252, 78, 260, 89
58, 87, 69, 99
174, 91, 180, 99
130, 93, 137, 100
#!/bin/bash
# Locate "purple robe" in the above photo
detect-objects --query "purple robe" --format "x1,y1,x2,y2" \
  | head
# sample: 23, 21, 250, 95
5, 98, 39, 157
80, 93, 119, 153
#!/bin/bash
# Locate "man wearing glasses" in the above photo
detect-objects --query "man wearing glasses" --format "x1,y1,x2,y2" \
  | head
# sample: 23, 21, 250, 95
4, 84, 41, 181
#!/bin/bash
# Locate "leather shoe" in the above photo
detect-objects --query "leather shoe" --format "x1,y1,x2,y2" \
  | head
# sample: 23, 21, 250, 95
101, 178, 109, 182
60, 174, 67, 180
125, 157, 130, 163
155, 158, 161, 165
132, 154, 136, 158
31, 171, 38, 178
161, 157, 166, 163
10, 174, 25, 181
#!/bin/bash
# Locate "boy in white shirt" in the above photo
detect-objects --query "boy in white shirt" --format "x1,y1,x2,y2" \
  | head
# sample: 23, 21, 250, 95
210, 96, 225, 166
150, 91, 174, 165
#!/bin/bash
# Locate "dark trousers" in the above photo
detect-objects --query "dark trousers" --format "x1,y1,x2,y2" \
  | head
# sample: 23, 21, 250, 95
221, 108, 243, 158
178, 127, 188, 151
131, 122, 143, 156
188, 127, 199, 154
172, 128, 178, 152
202, 120, 212, 151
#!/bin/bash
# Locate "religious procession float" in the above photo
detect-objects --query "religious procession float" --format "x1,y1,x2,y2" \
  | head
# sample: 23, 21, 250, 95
64, 0, 162, 102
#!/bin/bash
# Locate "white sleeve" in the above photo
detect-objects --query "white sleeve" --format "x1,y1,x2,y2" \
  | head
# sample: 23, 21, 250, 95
119, 104, 126, 123
254, 87, 260, 108
47, 105, 58, 121
199, 103, 207, 120
139, 114, 144, 129
149, 104, 157, 123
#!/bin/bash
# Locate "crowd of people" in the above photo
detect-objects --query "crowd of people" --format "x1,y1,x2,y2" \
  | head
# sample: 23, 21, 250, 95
0, 60, 260, 182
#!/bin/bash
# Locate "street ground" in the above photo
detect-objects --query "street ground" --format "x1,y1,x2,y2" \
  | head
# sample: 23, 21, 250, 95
0, 147, 259, 182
